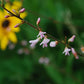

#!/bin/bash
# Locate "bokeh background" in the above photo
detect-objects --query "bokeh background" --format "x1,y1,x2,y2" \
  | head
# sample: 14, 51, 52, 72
0, 0, 84, 84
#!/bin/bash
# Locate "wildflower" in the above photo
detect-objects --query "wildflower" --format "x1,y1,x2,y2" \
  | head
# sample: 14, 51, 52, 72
29, 37, 41, 48
68, 35, 76, 42
81, 46, 84, 53
63, 47, 71, 56
0, 1, 26, 50
36, 17, 40, 25
40, 37, 50, 48
5, 1, 27, 17
71, 48, 79, 59
37, 31, 46, 39
50, 41, 58, 47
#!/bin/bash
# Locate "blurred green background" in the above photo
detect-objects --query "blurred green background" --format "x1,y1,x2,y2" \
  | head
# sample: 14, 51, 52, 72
0, 0, 84, 84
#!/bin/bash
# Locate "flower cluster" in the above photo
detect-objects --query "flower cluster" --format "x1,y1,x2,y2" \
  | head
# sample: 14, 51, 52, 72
29, 18, 79, 59
63, 35, 79, 59
29, 18, 59, 49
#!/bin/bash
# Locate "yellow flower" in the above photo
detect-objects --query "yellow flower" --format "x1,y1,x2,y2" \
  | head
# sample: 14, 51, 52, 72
0, 0, 27, 50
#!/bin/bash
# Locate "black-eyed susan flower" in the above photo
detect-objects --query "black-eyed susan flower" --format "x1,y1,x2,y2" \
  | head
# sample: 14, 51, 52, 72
0, 0, 27, 50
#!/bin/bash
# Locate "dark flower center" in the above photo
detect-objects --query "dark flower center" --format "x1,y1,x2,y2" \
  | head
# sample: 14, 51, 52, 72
2, 20, 10, 28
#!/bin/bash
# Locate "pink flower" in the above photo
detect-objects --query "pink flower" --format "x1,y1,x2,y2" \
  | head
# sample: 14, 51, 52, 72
63, 47, 71, 56
50, 41, 58, 47
36, 17, 40, 25
29, 38, 40, 48
40, 37, 50, 48
68, 35, 76, 42
37, 31, 46, 39
71, 48, 79, 59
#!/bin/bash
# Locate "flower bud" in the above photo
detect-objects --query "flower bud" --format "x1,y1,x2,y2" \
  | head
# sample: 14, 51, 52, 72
36, 17, 40, 25
4, 15, 10, 18
19, 8, 25, 13
50, 41, 58, 47
68, 35, 76, 42
71, 48, 79, 59
14, 23, 20, 28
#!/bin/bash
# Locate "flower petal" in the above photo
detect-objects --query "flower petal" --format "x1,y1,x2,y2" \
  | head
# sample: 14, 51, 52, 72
1, 36, 9, 50
8, 32, 17, 43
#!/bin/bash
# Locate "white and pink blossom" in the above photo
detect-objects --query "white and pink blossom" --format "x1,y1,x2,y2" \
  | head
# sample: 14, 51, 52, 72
68, 35, 76, 42
50, 41, 58, 47
40, 37, 50, 48
29, 37, 41, 48
63, 47, 71, 56
37, 31, 46, 39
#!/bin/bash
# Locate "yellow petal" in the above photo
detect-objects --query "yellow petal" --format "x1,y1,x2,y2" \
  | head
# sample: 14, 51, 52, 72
4, 3, 12, 13
12, 1, 22, 10
1, 36, 9, 50
12, 27, 20, 32
8, 32, 17, 43
20, 12, 27, 18
0, 10, 5, 19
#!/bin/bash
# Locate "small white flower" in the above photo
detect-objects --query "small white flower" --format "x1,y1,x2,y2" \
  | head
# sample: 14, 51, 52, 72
68, 35, 76, 42
50, 41, 58, 47
37, 31, 46, 39
71, 48, 79, 59
63, 47, 71, 56
40, 37, 50, 48
29, 38, 40, 48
